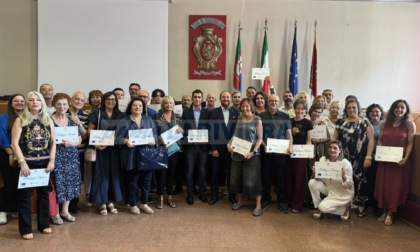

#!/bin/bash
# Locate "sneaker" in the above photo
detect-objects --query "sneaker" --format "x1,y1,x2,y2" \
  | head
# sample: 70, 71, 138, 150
278, 202, 289, 214
0, 212, 7, 225
50, 214, 64, 225
253, 208, 262, 217
261, 201, 271, 210
130, 206, 140, 215
139, 204, 154, 214
232, 202, 244, 210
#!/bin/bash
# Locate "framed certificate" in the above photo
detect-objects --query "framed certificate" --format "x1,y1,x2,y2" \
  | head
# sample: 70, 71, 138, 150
129, 129, 154, 145
161, 125, 183, 146
188, 129, 208, 143
18, 169, 50, 189
314, 161, 342, 180
231, 136, 252, 157
375, 146, 404, 163
266, 138, 289, 154
291, 144, 314, 158
55, 126, 78, 144
89, 130, 115, 146
312, 125, 327, 139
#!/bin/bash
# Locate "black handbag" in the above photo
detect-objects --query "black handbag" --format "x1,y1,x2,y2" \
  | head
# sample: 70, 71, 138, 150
138, 145, 168, 171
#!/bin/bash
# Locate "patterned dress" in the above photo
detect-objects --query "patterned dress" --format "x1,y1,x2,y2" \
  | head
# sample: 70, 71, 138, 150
53, 117, 81, 203
336, 117, 370, 206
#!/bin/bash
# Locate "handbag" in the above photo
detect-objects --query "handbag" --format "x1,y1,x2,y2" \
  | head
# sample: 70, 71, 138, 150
84, 110, 100, 162
138, 145, 168, 171
167, 142, 180, 157
31, 178, 58, 216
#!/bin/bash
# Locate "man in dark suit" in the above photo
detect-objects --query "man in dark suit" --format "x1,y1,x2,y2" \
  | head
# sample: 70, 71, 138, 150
182, 89, 210, 205
208, 91, 239, 205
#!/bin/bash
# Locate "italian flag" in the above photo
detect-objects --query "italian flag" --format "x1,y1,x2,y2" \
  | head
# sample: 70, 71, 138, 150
261, 29, 269, 94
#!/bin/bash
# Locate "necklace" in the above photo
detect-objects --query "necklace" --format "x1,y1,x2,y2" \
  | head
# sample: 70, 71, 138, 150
53, 114, 68, 127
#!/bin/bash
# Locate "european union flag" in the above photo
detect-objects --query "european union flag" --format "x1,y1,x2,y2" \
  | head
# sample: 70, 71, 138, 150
289, 25, 298, 96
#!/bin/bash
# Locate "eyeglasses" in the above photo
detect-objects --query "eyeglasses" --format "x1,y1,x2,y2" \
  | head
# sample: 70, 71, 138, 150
138, 95, 149, 99
106, 98, 116, 102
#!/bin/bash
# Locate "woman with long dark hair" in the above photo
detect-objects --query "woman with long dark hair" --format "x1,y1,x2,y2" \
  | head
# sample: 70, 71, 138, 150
375, 100, 415, 225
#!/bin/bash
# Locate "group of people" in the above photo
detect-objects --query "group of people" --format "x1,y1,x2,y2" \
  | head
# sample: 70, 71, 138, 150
0, 83, 415, 240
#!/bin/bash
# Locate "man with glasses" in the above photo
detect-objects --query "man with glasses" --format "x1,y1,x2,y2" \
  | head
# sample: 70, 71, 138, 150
259, 94, 293, 213
128, 83, 141, 100
137, 89, 156, 117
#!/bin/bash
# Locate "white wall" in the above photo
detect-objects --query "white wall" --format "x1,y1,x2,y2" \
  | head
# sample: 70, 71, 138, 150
168, 0, 420, 110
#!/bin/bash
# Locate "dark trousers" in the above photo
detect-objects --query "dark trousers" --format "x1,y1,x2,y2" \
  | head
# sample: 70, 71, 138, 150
174, 151, 186, 190
156, 153, 178, 196
285, 157, 308, 211
261, 153, 287, 203
366, 159, 378, 209
0, 149, 19, 212
68, 151, 84, 211
210, 150, 232, 198
184, 146, 208, 196
126, 169, 153, 205
18, 186, 49, 235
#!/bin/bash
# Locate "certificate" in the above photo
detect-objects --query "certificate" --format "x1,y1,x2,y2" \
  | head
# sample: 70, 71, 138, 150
291, 144, 314, 158
188, 129, 208, 143
161, 125, 183, 146
266, 138, 289, 154
375, 146, 404, 163
89, 130, 115, 146
314, 161, 342, 180
55, 126, 78, 144
129, 129, 154, 145
312, 125, 327, 139
251, 68, 270, 80
231, 136, 252, 157
18, 169, 50, 189
174, 105, 183, 117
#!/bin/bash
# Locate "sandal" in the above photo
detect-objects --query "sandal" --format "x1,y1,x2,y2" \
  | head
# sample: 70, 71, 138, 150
42, 228, 52, 234
167, 197, 177, 208
357, 207, 366, 218
384, 213, 393, 226
22, 233, 33, 240
99, 204, 108, 216
107, 203, 118, 214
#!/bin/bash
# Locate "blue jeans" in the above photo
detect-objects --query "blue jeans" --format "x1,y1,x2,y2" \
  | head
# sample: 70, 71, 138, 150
184, 146, 208, 196
126, 169, 153, 205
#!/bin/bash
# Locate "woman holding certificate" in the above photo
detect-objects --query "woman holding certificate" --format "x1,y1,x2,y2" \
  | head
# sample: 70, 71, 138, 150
286, 99, 313, 213
88, 91, 124, 216
309, 141, 354, 220
153, 96, 183, 209
11, 91, 56, 240
334, 99, 374, 218
227, 98, 263, 217
51, 93, 82, 222
375, 100, 415, 226
0, 94, 25, 225
116, 98, 158, 215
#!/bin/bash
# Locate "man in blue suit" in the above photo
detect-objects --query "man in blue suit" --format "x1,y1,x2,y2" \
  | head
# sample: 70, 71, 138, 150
182, 89, 210, 205
208, 91, 239, 205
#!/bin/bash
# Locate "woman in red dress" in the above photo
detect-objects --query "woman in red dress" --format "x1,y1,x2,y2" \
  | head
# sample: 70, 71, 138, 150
375, 100, 415, 226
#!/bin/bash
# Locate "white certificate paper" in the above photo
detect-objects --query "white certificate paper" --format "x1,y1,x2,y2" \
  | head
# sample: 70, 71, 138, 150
161, 125, 183, 146
174, 105, 183, 117
55, 126, 78, 144
129, 129, 154, 145
312, 125, 327, 139
251, 68, 270, 80
89, 130, 115, 146
266, 138, 289, 154
291, 144, 314, 158
231, 136, 252, 157
375, 146, 404, 163
18, 169, 50, 189
188, 129, 208, 143
314, 161, 342, 180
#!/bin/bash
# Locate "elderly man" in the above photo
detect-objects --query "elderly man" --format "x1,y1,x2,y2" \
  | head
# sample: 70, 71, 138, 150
206, 92, 216, 111
181, 95, 192, 110
322, 89, 334, 108
259, 94, 293, 213
137, 89, 156, 117
208, 91, 239, 205
39, 83, 55, 115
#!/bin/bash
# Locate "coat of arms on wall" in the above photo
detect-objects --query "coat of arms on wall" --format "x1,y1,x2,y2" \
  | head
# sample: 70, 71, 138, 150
189, 15, 226, 80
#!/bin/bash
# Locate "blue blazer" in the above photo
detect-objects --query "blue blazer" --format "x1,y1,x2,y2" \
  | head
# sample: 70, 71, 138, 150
209, 107, 239, 152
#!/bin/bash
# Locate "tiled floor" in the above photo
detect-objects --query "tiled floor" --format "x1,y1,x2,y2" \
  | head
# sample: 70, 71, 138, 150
0, 191, 419, 251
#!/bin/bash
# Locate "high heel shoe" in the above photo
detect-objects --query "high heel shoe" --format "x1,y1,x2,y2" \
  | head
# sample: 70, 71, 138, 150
156, 195, 163, 209
167, 196, 177, 208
